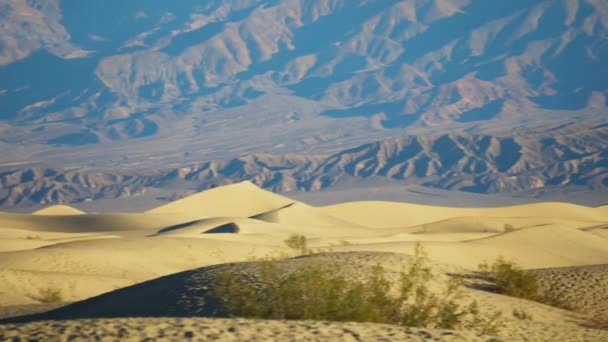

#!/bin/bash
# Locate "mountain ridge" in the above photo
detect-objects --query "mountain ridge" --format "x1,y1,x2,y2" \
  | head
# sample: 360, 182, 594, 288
1, 129, 605, 210
1, 1, 606, 140
0, 0, 606, 209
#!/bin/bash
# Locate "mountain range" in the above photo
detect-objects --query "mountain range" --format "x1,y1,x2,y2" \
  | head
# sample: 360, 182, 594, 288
2, 127, 606, 209
0, 0, 607, 209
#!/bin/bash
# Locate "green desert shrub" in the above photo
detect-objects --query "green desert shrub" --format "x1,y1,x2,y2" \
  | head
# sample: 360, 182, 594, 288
478, 257, 540, 299
213, 245, 502, 335
478, 258, 573, 310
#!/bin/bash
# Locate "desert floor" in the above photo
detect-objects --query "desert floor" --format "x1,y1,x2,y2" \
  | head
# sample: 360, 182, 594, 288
0, 181, 607, 341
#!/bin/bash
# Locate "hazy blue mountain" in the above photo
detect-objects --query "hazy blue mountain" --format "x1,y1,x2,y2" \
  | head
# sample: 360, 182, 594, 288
0, 0, 606, 209
2, 0, 607, 136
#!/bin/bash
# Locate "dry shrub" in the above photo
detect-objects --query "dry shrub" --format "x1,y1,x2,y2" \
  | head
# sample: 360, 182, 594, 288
284, 234, 311, 255
30, 287, 63, 303
512, 308, 533, 320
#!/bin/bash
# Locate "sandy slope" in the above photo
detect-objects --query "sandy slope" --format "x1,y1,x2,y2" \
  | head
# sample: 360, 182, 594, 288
252, 202, 361, 227
0, 237, 283, 306
588, 225, 608, 240
0, 318, 497, 341
0, 211, 194, 234
321, 201, 608, 228
532, 264, 608, 321
3, 253, 607, 342
0, 182, 607, 341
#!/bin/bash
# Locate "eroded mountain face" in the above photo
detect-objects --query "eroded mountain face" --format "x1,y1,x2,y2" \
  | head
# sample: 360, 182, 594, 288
2, 0, 607, 136
2, 129, 607, 209
0, 0, 606, 209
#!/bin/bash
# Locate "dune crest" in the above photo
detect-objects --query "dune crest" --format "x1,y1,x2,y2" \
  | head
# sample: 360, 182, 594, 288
321, 201, 608, 228
251, 202, 361, 227
146, 181, 294, 218
32, 205, 85, 216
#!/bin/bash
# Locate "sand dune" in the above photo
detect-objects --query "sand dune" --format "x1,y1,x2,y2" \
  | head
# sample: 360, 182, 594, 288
0, 212, 190, 234
32, 205, 85, 216
150, 197, 377, 239
154, 217, 245, 235
0, 232, 117, 252
0, 237, 283, 307
588, 226, 608, 240
4, 252, 607, 342
0, 253, 501, 321
0, 238, 55, 252
469, 225, 608, 266
147, 181, 294, 219
382, 216, 599, 235
251, 202, 360, 227
323, 227, 608, 269
155, 217, 373, 239
325, 242, 602, 270
1, 182, 607, 341
321, 201, 608, 228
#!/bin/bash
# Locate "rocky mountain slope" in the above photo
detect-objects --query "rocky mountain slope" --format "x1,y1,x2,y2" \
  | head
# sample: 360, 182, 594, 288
1, 126, 605, 210
0, 0, 607, 208
1, 0, 607, 142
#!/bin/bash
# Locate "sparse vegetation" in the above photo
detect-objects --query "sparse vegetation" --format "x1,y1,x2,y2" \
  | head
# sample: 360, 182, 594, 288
284, 234, 311, 255
213, 244, 502, 335
512, 308, 533, 320
503, 224, 516, 232
478, 257, 574, 311
478, 257, 540, 299
465, 300, 503, 336
29, 287, 63, 303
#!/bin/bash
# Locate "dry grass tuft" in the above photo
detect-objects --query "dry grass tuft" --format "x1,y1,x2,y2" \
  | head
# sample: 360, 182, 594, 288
29, 287, 63, 303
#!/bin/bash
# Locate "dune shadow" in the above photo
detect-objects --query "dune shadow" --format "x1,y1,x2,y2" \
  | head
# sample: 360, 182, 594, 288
203, 223, 240, 234
447, 272, 497, 293
154, 221, 240, 235
0, 265, 233, 324
155, 220, 202, 234
1, 252, 401, 324
249, 202, 296, 222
